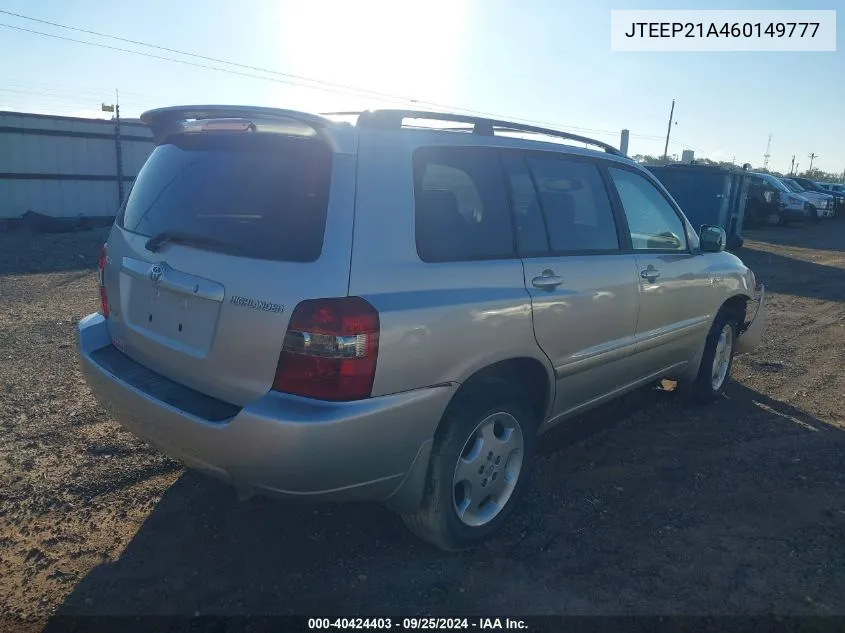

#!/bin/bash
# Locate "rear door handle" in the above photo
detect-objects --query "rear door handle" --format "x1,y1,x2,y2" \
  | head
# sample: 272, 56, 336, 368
532, 270, 564, 290
640, 267, 661, 282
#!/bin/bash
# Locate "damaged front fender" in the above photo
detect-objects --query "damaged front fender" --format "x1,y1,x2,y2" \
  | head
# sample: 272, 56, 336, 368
735, 285, 766, 355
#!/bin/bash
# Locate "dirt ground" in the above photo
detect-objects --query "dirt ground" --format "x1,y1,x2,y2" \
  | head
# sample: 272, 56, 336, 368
1, 220, 844, 626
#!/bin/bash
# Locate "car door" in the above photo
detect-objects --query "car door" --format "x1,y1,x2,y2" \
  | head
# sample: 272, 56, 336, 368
605, 165, 713, 377
501, 151, 642, 418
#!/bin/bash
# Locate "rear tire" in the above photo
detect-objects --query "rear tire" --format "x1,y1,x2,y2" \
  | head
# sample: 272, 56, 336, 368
685, 310, 738, 404
402, 384, 537, 551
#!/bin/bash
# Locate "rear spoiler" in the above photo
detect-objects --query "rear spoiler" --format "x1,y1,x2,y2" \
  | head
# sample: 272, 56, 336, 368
140, 105, 338, 144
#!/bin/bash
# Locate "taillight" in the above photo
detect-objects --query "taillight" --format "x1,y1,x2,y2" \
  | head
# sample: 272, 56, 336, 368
272, 297, 379, 401
97, 243, 109, 318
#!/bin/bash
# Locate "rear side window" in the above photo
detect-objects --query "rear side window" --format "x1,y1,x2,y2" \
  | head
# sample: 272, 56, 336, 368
413, 147, 514, 262
120, 134, 332, 262
525, 156, 620, 253
501, 153, 550, 255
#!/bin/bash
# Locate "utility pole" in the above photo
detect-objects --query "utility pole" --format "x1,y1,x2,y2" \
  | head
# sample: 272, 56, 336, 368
662, 99, 675, 161
808, 152, 817, 173
763, 134, 772, 169
115, 89, 124, 206
795, 162, 800, 175
102, 89, 124, 208
789, 155, 795, 175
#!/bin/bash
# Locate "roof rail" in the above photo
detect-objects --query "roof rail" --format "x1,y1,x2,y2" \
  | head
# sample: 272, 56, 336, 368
355, 109, 622, 156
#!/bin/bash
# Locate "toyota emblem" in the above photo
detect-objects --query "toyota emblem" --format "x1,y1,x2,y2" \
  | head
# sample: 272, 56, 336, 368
149, 263, 164, 283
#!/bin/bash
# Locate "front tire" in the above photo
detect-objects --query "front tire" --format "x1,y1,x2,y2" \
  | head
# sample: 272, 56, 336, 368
686, 310, 738, 403
402, 385, 536, 551
765, 210, 783, 226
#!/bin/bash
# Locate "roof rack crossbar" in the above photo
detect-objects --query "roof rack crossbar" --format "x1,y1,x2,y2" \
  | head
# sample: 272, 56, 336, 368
356, 109, 621, 155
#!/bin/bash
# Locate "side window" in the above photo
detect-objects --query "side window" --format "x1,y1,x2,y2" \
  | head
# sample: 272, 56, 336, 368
525, 157, 620, 253
500, 153, 549, 254
608, 167, 687, 252
413, 147, 514, 262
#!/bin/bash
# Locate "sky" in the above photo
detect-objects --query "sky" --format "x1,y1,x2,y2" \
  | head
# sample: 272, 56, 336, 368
0, 0, 842, 175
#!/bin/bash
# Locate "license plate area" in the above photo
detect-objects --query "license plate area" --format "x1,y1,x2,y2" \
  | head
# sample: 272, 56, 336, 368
125, 281, 221, 355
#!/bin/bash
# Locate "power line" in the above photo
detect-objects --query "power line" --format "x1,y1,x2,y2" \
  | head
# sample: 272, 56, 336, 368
4, 77, 155, 101
0, 86, 128, 104
0, 11, 672, 143
0, 9, 435, 106
0, 89, 115, 110
0, 22, 418, 104
0, 9, 644, 135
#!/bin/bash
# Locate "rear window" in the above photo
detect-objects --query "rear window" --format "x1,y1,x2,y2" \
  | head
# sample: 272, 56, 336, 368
119, 134, 332, 262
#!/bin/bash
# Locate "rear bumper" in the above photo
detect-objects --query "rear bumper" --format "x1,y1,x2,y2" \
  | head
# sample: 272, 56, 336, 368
77, 313, 454, 510
735, 285, 766, 355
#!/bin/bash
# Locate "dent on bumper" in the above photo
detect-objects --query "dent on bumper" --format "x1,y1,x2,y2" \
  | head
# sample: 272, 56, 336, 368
736, 285, 766, 355
76, 313, 454, 506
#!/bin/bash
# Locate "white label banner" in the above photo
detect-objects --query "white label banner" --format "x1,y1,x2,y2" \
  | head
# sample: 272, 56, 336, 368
611, 10, 836, 52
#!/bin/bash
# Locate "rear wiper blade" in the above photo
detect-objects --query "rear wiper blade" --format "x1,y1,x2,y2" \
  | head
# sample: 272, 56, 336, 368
145, 231, 241, 254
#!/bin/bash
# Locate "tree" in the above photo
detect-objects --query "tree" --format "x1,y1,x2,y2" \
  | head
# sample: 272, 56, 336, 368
630, 152, 841, 183
631, 154, 676, 166
800, 169, 841, 183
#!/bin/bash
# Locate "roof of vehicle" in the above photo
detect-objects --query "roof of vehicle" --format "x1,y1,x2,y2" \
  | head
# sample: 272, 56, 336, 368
140, 105, 630, 162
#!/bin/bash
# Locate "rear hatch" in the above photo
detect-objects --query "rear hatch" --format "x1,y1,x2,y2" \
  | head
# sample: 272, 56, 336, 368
101, 109, 356, 406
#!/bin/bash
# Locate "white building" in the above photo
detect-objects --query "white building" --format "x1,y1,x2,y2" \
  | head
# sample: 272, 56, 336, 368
0, 111, 154, 220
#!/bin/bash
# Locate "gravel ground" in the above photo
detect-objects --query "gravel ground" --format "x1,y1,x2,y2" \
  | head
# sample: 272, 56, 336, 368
1, 221, 844, 626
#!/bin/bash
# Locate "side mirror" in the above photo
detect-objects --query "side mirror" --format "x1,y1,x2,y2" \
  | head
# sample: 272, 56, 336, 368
700, 225, 726, 253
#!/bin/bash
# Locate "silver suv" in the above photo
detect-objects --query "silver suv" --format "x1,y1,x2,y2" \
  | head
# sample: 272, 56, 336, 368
77, 106, 765, 551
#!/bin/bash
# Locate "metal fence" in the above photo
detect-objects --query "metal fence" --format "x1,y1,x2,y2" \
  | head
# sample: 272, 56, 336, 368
0, 111, 154, 220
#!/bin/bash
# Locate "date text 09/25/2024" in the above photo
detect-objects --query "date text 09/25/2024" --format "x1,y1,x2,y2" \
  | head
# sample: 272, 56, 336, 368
307, 618, 528, 630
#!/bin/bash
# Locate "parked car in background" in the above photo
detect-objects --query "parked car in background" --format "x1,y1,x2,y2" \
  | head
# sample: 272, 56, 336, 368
790, 177, 843, 214
746, 173, 812, 226
817, 183, 845, 194
815, 182, 845, 212
778, 177, 835, 218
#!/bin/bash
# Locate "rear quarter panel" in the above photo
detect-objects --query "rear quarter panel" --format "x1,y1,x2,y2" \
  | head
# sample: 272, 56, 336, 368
348, 131, 555, 403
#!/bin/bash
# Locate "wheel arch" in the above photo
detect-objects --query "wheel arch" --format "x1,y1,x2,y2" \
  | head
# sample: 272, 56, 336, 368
680, 293, 751, 382
383, 356, 553, 515
439, 357, 555, 438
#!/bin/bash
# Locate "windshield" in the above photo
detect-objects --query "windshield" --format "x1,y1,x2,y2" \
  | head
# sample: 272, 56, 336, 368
119, 133, 332, 262
795, 179, 824, 192
781, 179, 804, 193
763, 175, 791, 193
